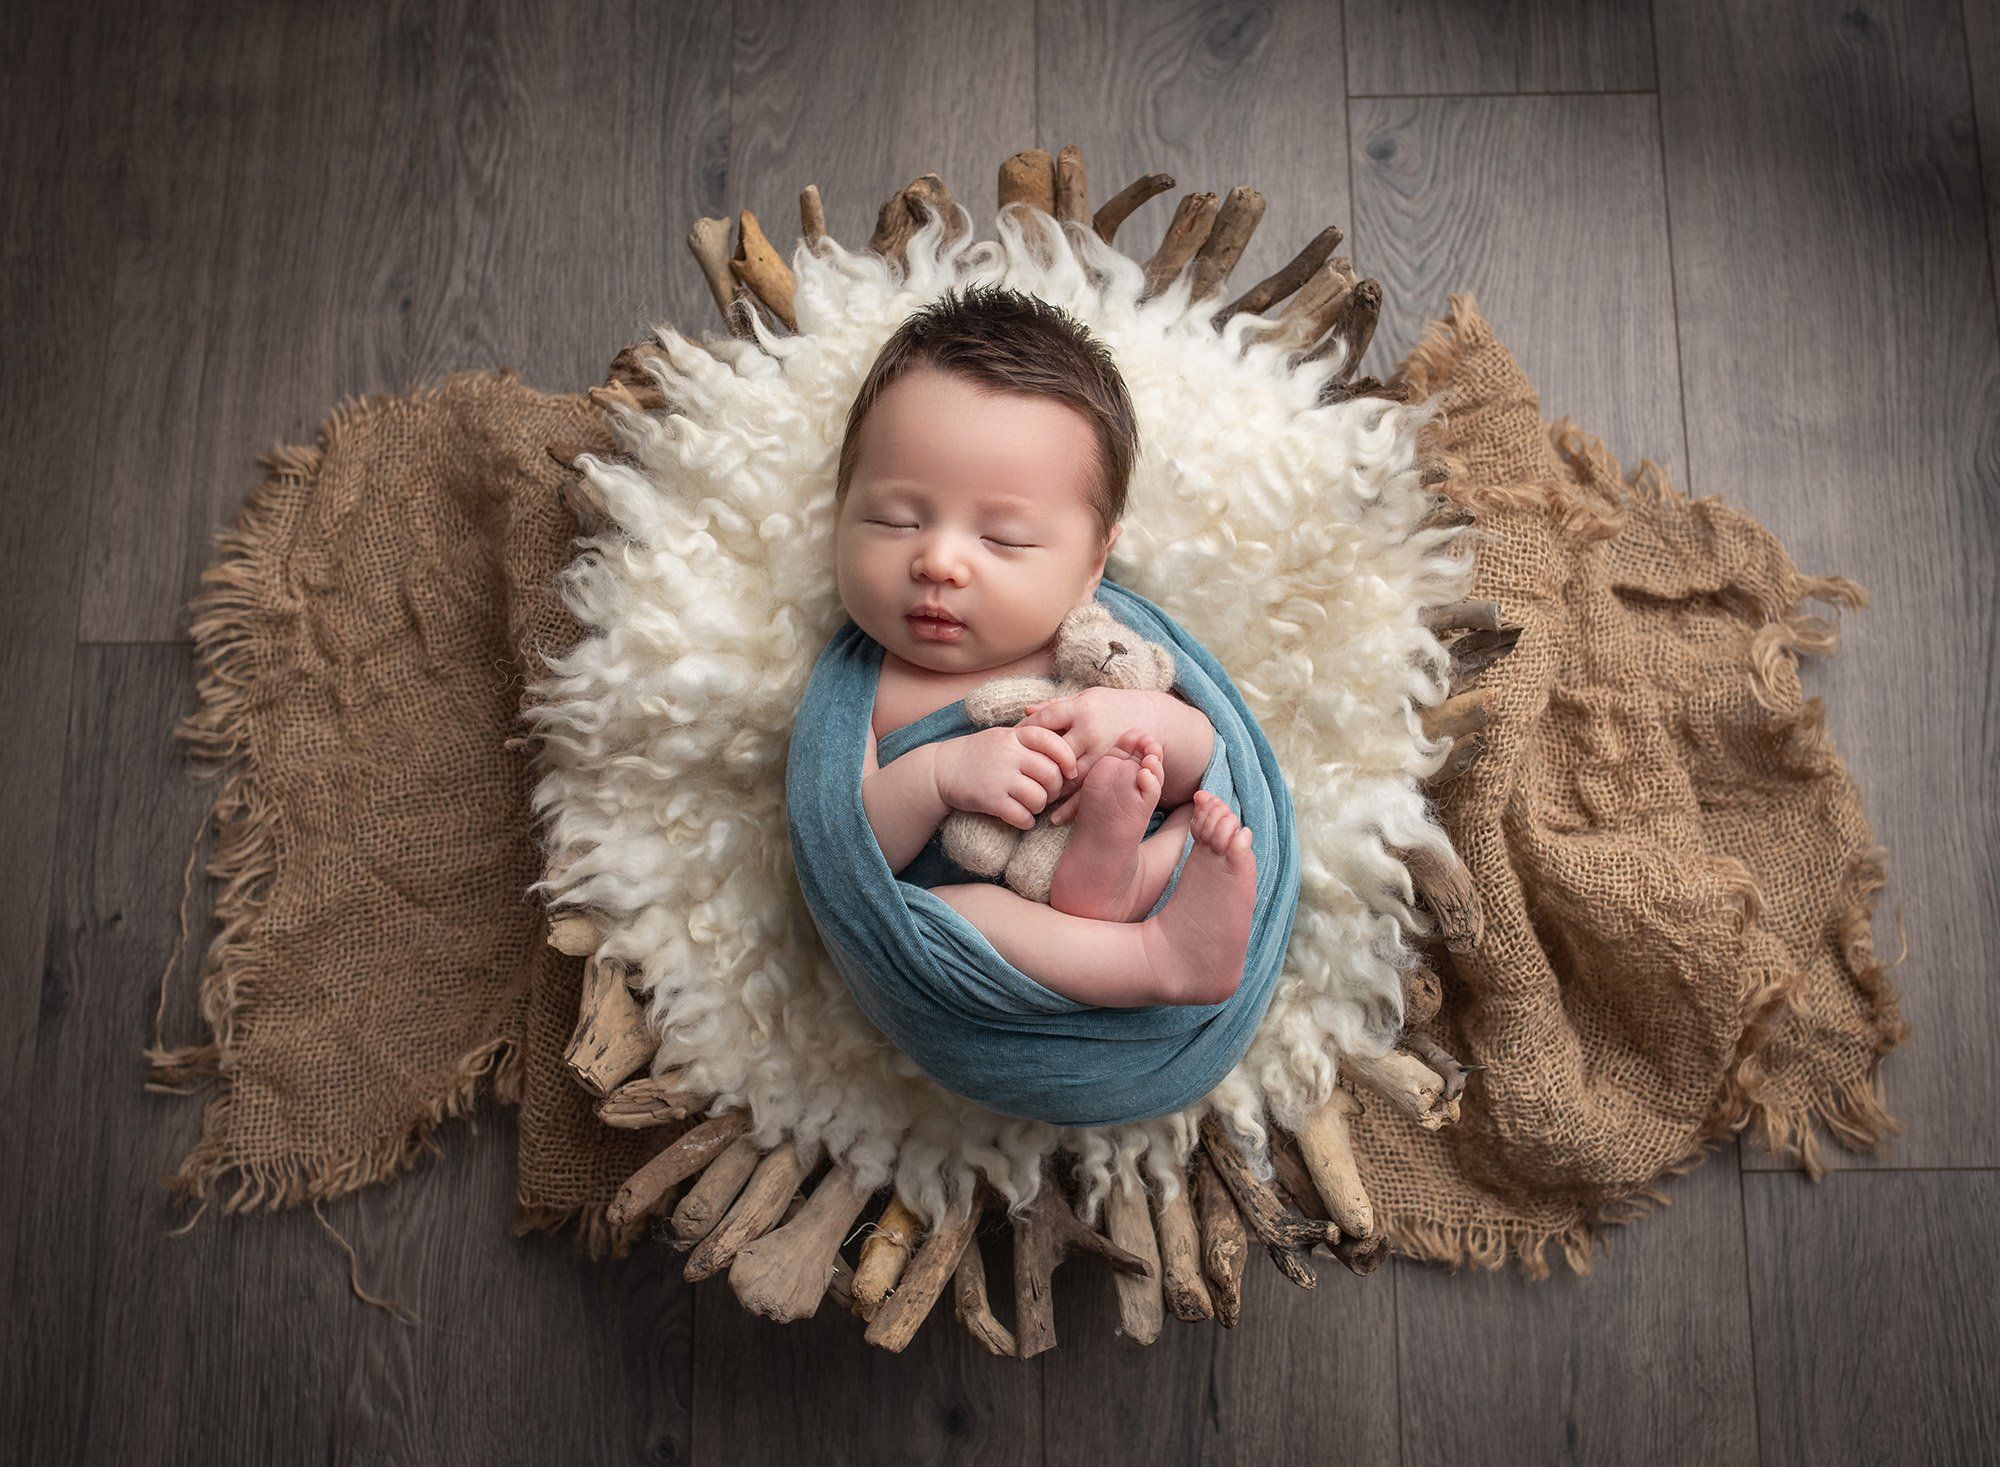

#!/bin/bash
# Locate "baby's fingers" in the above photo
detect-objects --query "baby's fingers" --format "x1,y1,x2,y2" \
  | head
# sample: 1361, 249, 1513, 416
1017, 725, 1078, 779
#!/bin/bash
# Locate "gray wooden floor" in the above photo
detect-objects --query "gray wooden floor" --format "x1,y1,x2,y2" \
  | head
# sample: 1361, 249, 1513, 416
4, 1, 1996, 1462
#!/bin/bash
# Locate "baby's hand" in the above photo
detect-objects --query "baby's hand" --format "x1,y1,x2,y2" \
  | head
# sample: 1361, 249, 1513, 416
1017, 687, 1170, 788
932, 725, 1079, 831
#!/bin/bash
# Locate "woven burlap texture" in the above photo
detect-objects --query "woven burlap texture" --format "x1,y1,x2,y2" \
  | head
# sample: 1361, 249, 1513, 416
149, 296, 1908, 1273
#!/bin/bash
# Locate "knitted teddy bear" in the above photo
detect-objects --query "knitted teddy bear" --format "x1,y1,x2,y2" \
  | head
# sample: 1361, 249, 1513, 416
940, 600, 1180, 903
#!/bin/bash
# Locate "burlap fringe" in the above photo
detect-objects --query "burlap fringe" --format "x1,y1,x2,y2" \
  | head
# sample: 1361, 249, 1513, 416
146, 373, 536, 1226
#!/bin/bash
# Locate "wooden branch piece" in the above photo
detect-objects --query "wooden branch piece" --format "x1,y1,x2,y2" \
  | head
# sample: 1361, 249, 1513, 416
1152, 1166, 1214, 1321
998, 148, 1057, 214
1278, 254, 1360, 346
684, 1142, 811, 1281
1105, 1180, 1165, 1344
1344, 1047, 1462, 1130
851, 1194, 922, 1320
596, 1070, 706, 1129
1317, 276, 1381, 379
563, 955, 654, 1098
669, 1134, 763, 1243
547, 911, 601, 956
1448, 625, 1523, 690
1140, 192, 1220, 298
1054, 144, 1089, 225
1093, 171, 1174, 243
799, 184, 827, 249
863, 1200, 983, 1352
1402, 843, 1483, 954
1192, 1149, 1248, 1327
606, 1110, 750, 1227
1198, 1114, 1332, 1289
727, 1162, 875, 1322
1420, 687, 1496, 744
1293, 1087, 1375, 1241
952, 1222, 1017, 1357
1185, 185, 1267, 301
1422, 599, 1506, 633
728, 209, 796, 331
1012, 1176, 1152, 1358
1403, 1030, 1477, 1104
1402, 962, 1443, 1028
1268, 1128, 1388, 1278
1215, 224, 1343, 323
686, 215, 751, 337
870, 173, 966, 259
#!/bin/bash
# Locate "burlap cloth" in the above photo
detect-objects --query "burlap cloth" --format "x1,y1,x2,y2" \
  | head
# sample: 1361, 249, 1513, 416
148, 296, 1908, 1276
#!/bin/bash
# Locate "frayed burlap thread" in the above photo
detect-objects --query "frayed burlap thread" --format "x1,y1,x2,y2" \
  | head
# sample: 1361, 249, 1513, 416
1353, 295, 1910, 1277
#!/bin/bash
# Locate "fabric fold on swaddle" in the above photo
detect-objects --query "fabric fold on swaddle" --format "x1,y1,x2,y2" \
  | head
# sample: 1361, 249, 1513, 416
784, 577, 1300, 1127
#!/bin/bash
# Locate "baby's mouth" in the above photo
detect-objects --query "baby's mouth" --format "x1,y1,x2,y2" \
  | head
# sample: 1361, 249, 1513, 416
907, 609, 966, 642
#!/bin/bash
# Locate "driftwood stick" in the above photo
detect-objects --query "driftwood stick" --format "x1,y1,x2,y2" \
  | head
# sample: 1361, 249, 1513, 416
602, 344, 672, 411
1420, 687, 1497, 744
1186, 185, 1267, 301
827, 1250, 863, 1318
1152, 1167, 1214, 1322
607, 1110, 750, 1227
1012, 1176, 1152, 1358
1345, 1047, 1461, 1130
1215, 224, 1343, 323
1093, 171, 1174, 243
1277, 254, 1359, 346
863, 1200, 983, 1352
1198, 1115, 1332, 1290
1448, 625, 1523, 690
1401, 843, 1482, 954
727, 1162, 876, 1322
1140, 192, 1220, 298
998, 148, 1057, 214
1191, 1149, 1248, 1327
1104, 1179, 1165, 1344
546, 911, 601, 956
799, 184, 827, 250
729, 209, 797, 331
596, 1070, 707, 1129
952, 1220, 1017, 1357
563, 955, 654, 1098
1422, 598, 1506, 633
686, 215, 751, 337
851, 1194, 923, 1320
669, 1133, 763, 1243
1308, 276, 1381, 378
1403, 1030, 1478, 1104
684, 1142, 812, 1281
1430, 732, 1488, 785
1269, 1127, 1387, 1278
1292, 1087, 1375, 1240
1054, 143, 1090, 225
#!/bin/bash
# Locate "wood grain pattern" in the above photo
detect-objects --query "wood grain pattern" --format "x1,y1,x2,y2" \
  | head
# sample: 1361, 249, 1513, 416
1038, 0, 1352, 295
1743, 1170, 2000, 1465
1656, 0, 2000, 1169
1044, 1217, 1400, 1462
728, 0, 1035, 265
1396, 1150, 1757, 1466
78, 0, 729, 642
1967, 0, 2000, 317
0, 0, 148, 1382
1344, 0, 1656, 96
1351, 92, 1685, 474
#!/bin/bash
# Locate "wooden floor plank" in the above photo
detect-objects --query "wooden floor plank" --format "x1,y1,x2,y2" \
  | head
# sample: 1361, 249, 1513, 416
726, 0, 1037, 272
1743, 1169, 2000, 1465
1037, 0, 1352, 296
0, 0, 149, 1384
78, 0, 728, 642
1351, 91, 1686, 485
1344, 0, 1656, 96
1395, 1151, 1758, 1467
1044, 1210, 1401, 1464
1656, 0, 2000, 1169
1966, 0, 2000, 317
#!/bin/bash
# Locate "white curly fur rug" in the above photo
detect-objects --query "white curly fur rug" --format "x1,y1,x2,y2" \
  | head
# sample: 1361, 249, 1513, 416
526, 207, 1470, 1228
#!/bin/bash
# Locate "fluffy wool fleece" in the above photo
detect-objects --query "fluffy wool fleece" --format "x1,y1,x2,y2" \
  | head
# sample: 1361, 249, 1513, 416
527, 207, 1472, 1228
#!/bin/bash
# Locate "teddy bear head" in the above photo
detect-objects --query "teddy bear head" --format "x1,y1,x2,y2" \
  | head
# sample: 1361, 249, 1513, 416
1053, 602, 1178, 691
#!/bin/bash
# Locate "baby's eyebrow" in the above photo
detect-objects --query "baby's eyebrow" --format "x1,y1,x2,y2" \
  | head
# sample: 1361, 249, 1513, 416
863, 481, 1043, 516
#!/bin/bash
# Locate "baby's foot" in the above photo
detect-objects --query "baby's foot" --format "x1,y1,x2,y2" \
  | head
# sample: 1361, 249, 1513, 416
1138, 791, 1258, 1006
1047, 731, 1164, 922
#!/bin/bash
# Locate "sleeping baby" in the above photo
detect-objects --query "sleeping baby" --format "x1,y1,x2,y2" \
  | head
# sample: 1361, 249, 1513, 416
833, 285, 1257, 1009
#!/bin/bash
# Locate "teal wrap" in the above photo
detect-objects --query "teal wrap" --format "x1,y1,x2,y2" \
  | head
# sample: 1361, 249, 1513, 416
784, 578, 1300, 1126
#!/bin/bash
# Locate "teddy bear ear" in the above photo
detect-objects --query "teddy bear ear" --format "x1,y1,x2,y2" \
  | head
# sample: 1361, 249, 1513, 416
1151, 644, 1179, 688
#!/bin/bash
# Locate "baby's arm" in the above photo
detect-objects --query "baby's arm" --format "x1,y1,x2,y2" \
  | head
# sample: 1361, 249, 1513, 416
1144, 690, 1217, 807
859, 730, 948, 875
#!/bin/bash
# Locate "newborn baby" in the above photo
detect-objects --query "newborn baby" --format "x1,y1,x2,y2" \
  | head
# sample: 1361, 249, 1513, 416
833, 285, 1258, 1008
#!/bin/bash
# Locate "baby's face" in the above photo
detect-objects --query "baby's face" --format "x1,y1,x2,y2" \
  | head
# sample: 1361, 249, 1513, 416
834, 365, 1120, 673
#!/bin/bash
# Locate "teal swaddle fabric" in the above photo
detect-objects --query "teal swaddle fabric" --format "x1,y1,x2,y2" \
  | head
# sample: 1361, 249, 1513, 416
784, 578, 1300, 1126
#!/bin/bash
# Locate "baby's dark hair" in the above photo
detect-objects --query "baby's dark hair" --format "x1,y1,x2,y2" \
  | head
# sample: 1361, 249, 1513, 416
834, 285, 1138, 542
